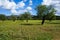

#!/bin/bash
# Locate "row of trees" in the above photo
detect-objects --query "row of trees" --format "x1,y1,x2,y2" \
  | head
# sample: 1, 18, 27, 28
0, 12, 32, 22
0, 5, 56, 25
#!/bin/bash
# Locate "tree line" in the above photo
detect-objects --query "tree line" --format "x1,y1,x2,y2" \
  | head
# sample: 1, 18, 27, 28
0, 5, 60, 25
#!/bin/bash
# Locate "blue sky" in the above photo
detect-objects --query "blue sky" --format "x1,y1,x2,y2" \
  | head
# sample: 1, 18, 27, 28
0, 0, 43, 16
0, 0, 60, 16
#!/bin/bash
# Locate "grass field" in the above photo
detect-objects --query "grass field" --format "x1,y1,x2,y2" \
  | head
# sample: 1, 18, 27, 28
0, 20, 60, 40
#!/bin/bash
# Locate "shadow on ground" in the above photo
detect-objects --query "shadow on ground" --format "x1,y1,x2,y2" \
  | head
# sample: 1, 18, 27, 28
45, 22, 60, 24
21, 23, 40, 25
49, 23, 60, 24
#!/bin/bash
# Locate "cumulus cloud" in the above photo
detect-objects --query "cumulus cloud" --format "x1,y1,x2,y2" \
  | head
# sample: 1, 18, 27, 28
18, 9, 27, 14
11, 9, 28, 15
29, 0, 32, 5
17, 6, 32, 14
3, 1, 16, 9
11, 9, 18, 14
0, 0, 26, 14
0, 0, 2, 6
42, 0, 60, 16
23, 0, 27, 2
26, 6, 32, 10
0, 0, 25, 9
17, 1, 25, 8
0, 0, 33, 15
0, 0, 15, 9
42, 0, 52, 5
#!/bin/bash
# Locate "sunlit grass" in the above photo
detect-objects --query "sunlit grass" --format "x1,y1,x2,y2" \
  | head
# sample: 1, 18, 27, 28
0, 20, 60, 40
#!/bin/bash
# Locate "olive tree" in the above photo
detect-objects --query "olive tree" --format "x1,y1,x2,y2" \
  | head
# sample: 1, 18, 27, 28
19, 12, 32, 22
36, 5, 56, 25
10, 15, 17, 22
0, 14, 6, 21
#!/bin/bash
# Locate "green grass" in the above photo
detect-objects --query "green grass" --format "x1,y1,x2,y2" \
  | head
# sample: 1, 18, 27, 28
0, 20, 60, 40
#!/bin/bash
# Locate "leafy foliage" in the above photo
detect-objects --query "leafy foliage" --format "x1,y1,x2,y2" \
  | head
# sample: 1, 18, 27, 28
10, 15, 17, 21
19, 12, 32, 22
36, 5, 56, 24
0, 14, 6, 21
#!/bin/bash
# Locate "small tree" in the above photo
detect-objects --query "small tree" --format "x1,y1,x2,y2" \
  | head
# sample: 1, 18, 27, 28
10, 15, 17, 22
19, 12, 32, 22
0, 14, 6, 21
24, 12, 32, 22
19, 14, 25, 20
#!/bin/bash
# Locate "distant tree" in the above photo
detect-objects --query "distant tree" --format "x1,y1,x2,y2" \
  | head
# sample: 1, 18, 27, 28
6, 16, 11, 20
17, 16, 20, 20
19, 12, 32, 22
24, 12, 32, 22
32, 15, 38, 20
10, 15, 17, 22
0, 14, 6, 21
56, 16, 60, 20
36, 5, 56, 25
19, 14, 25, 20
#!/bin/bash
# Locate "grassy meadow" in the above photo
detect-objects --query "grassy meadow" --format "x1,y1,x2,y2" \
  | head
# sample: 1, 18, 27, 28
0, 20, 60, 40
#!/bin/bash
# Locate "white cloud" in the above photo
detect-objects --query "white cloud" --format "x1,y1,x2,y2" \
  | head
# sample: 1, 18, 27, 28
0, 0, 2, 6
0, 0, 16, 9
42, 0, 60, 16
17, 1, 25, 8
0, 0, 33, 15
18, 6, 33, 14
3, 1, 16, 9
42, 0, 52, 5
29, 0, 32, 5
11, 9, 28, 15
26, 6, 32, 10
0, 0, 5, 6
11, 9, 17, 14
0, 0, 18, 15
23, 0, 27, 2
0, 0, 26, 14
0, 0, 25, 9
18, 9, 27, 14
10, 1, 25, 14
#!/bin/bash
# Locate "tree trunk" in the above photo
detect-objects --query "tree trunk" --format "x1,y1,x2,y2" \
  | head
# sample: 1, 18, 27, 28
13, 20, 15, 22
41, 16, 45, 25
26, 20, 28, 22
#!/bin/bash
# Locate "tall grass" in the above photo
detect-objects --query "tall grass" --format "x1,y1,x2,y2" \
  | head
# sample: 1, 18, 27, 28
0, 20, 60, 40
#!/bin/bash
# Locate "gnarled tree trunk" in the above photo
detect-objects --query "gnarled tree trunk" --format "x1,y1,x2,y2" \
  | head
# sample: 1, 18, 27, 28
41, 16, 46, 25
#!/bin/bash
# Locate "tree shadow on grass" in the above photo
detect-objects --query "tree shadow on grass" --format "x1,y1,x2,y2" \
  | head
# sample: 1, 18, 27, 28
49, 23, 60, 24
21, 23, 40, 25
45, 22, 60, 24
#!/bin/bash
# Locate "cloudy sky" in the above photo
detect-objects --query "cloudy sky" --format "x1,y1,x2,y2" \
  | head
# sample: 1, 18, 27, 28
0, 0, 60, 16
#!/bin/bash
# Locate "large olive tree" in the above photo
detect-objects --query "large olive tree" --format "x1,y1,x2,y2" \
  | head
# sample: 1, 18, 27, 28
36, 5, 56, 25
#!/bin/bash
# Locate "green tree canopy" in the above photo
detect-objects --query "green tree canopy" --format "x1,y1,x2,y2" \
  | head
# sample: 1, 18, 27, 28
0, 14, 6, 21
36, 5, 56, 25
10, 15, 17, 22
19, 12, 32, 22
